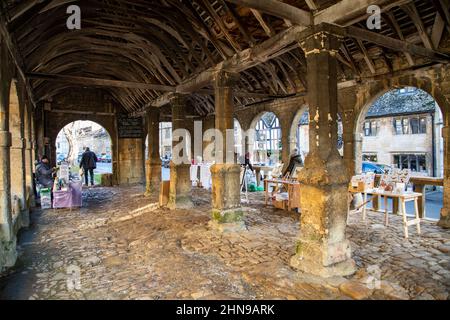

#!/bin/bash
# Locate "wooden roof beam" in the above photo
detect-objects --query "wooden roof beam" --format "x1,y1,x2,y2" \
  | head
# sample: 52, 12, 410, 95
224, 0, 312, 26
26, 73, 177, 92
345, 26, 450, 63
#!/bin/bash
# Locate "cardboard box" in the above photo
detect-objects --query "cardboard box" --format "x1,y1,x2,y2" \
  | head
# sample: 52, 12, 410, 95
273, 199, 287, 210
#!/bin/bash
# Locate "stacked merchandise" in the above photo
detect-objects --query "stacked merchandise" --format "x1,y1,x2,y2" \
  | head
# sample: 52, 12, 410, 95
40, 188, 52, 209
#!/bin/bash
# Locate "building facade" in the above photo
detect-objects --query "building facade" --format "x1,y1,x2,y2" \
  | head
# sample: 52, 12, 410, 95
361, 88, 444, 177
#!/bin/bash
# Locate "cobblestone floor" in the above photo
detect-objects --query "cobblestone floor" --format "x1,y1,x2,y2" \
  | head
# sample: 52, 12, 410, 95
0, 185, 449, 300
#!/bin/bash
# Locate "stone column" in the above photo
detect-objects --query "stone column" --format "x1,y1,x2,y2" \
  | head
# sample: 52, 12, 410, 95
438, 125, 450, 228
25, 109, 35, 207
10, 133, 28, 228
144, 108, 161, 197
280, 120, 290, 166
167, 94, 193, 209
0, 83, 16, 267
210, 70, 244, 230
290, 30, 356, 277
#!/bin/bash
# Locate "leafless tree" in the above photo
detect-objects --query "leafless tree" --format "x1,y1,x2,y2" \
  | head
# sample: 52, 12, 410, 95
63, 123, 76, 165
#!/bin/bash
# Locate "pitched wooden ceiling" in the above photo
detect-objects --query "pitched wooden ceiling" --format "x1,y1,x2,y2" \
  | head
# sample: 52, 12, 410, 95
0, 0, 449, 116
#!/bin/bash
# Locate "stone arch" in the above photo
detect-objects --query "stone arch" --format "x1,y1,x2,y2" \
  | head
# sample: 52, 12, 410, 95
249, 111, 282, 165
234, 118, 243, 158
289, 104, 309, 157
23, 100, 34, 207
353, 79, 446, 175
52, 118, 117, 184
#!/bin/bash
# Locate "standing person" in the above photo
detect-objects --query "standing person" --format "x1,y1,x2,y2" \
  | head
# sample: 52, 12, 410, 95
79, 147, 98, 186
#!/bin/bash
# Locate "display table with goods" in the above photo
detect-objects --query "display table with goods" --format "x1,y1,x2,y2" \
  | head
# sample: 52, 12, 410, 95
348, 170, 421, 239
52, 163, 83, 210
263, 163, 301, 212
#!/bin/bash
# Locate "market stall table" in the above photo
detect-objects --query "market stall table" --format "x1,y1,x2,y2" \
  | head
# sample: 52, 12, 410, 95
264, 178, 300, 212
350, 188, 422, 239
253, 165, 275, 187
53, 181, 82, 210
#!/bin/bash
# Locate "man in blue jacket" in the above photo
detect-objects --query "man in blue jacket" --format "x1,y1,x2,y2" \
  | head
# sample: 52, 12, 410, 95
79, 147, 98, 186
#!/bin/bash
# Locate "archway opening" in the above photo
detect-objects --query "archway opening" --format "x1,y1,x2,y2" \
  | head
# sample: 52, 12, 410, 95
356, 86, 444, 220
252, 112, 282, 165
55, 120, 112, 185
290, 108, 344, 161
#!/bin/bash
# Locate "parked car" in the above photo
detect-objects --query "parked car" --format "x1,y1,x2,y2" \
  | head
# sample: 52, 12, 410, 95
77, 153, 83, 164
56, 153, 66, 164
104, 154, 112, 163
161, 156, 171, 168
362, 161, 391, 174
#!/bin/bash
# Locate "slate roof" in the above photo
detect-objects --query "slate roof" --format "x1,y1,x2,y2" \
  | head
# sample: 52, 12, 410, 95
366, 88, 436, 119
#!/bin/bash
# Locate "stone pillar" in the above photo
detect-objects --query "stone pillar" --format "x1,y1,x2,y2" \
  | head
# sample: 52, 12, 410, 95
167, 94, 193, 209
25, 109, 35, 207
0, 84, 16, 268
290, 30, 355, 277
144, 108, 162, 197
10, 134, 28, 228
281, 120, 290, 166
438, 125, 450, 228
210, 70, 244, 229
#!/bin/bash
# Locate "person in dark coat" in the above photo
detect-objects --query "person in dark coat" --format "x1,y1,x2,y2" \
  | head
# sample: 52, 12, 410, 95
283, 148, 304, 177
79, 147, 98, 186
35, 155, 55, 188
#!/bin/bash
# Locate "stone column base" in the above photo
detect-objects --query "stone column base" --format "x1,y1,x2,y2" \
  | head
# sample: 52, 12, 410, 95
167, 195, 193, 210
290, 239, 356, 278
144, 161, 162, 197
20, 208, 30, 228
208, 218, 247, 233
212, 208, 244, 223
438, 208, 450, 229
167, 163, 193, 209
0, 237, 18, 270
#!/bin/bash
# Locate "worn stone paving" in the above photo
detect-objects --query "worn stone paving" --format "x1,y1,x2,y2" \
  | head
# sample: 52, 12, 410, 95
0, 185, 449, 300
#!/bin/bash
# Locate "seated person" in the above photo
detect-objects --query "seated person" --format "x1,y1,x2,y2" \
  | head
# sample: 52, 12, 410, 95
282, 148, 304, 177
35, 155, 56, 189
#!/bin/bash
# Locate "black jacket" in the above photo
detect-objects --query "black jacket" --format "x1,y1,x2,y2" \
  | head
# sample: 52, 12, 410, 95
283, 155, 303, 177
80, 151, 98, 169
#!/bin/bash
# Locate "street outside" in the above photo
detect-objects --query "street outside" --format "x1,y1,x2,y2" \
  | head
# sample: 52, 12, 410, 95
95, 162, 112, 174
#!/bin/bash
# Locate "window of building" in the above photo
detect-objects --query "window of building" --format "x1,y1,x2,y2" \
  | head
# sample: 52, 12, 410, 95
254, 113, 281, 163
410, 116, 427, 134
394, 116, 427, 135
364, 120, 379, 136
393, 154, 427, 173
363, 154, 378, 162
394, 118, 403, 135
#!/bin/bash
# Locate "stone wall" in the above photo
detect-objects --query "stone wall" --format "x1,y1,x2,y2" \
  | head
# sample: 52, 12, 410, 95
118, 138, 145, 185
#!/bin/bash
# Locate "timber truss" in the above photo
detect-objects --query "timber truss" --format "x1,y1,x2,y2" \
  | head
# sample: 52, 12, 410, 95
0, 0, 449, 117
